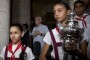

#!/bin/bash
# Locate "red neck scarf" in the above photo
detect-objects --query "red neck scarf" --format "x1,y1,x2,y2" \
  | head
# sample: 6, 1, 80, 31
56, 26, 60, 33
8, 42, 22, 60
56, 26, 63, 35
56, 26, 63, 41
75, 15, 87, 28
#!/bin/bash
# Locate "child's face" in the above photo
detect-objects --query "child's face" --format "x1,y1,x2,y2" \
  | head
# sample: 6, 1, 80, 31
53, 4, 69, 22
10, 26, 22, 44
74, 3, 84, 16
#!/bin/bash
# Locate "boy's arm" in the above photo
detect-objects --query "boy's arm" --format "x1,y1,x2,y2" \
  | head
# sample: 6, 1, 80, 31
80, 40, 88, 55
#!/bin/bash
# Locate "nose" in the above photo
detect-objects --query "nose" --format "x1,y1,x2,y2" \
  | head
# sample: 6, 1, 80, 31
54, 11, 58, 17
11, 34, 15, 38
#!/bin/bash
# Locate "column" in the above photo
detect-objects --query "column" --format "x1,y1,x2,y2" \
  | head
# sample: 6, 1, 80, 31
0, 0, 10, 52
12, 0, 31, 27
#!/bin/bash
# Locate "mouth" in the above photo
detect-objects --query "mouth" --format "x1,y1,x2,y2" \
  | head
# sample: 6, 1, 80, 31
55, 17, 60, 20
11, 38, 16, 41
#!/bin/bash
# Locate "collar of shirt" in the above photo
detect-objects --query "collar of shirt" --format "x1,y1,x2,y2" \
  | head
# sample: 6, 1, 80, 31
75, 13, 88, 18
36, 24, 42, 27
52, 27, 61, 37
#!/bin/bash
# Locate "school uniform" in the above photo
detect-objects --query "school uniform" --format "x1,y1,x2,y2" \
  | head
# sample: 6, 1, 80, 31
43, 25, 88, 60
74, 13, 90, 28
0, 43, 35, 60
74, 13, 90, 59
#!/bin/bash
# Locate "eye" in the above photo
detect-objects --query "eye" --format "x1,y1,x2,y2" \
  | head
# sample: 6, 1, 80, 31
14, 32, 18, 34
10, 32, 12, 34
58, 9, 62, 12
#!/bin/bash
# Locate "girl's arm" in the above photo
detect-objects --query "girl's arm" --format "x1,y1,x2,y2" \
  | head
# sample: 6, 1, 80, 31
39, 43, 50, 60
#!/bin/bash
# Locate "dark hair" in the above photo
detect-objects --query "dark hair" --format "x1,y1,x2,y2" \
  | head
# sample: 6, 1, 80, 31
22, 23, 28, 29
19, 47, 27, 60
10, 23, 27, 60
10, 23, 23, 32
74, 1, 85, 7
55, 2, 70, 10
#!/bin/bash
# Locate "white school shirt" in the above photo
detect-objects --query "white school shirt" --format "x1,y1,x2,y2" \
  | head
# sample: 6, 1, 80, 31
74, 13, 90, 59
43, 27, 88, 60
43, 28, 64, 60
74, 13, 89, 42
86, 21, 90, 59
32, 24, 49, 48
83, 15, 90, 59
0, 45, 35, 60
74, 13, 88, 28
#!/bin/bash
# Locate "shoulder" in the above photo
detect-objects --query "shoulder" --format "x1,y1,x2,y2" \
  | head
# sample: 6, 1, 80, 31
83, 13, 90, 18
86, 15, 90, 24
49, 27, 56, 31
1, 46, 7, 51
49, 28, 58, 35
24, 46, 35, 59
25, 47, 32, 53
87, 15, 90, 17
43, 28, 56, 44
0, 46, 7, 53
0, 46, 7, 58
41, 24, 48, 27
46, 28, 55, 34
32, 26, 37, 29
43, 28, 53, 38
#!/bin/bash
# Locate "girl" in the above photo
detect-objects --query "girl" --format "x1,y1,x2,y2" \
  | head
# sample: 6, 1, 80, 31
39, 2, 87, 60
0, 24, 35, 60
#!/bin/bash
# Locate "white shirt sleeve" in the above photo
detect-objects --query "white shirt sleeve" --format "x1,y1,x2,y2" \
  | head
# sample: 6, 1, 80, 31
86, 15, 90, 24
25, 47, 35, 60
82, 32, 88, 41
0, 46, 6, 59
43, 31, 52, 45
84, 24, 90, 42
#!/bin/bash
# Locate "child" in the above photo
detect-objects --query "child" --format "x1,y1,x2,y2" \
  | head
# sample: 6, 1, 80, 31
0, 24, 35, 60
74, 1, 90, 59
39, 2, 88, 60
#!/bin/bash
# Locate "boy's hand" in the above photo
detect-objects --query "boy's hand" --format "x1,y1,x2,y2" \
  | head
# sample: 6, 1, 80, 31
35, 30, 41, 35
33, 30, 42, 36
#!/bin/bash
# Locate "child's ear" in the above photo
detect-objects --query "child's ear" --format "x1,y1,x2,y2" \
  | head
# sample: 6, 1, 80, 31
21, 31, 24, 37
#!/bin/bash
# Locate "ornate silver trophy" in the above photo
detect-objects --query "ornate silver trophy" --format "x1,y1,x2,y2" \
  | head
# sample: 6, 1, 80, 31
57, 11, 84, 51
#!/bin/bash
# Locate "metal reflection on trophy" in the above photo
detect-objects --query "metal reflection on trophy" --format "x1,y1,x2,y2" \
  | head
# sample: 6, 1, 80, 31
57, 11, 84, 51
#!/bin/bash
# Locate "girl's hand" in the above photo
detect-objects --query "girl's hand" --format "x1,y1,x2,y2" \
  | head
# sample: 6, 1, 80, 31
39, 55, 47, 60
65, 42, 77, 50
